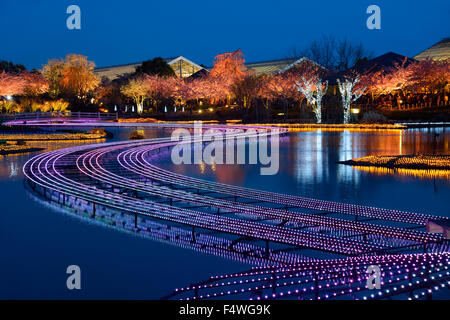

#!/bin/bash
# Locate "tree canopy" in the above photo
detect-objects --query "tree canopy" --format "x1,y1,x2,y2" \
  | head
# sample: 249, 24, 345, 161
42, 54, 100, 104
135, 57, 176, 77
288, 35, 373, 72
0, 60, 26, 74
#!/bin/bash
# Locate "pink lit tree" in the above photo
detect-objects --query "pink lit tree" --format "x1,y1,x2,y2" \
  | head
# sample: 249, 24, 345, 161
21, 72, 49, 96
0, 72, 26, 97
209, 49, 247, 104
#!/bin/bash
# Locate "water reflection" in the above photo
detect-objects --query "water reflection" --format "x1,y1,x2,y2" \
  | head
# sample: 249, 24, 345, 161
26, 186, 310, 267
292, 128, 449, 184
173, 128, 449, 217
354, 166, 450, 180
1, 126, 448, 299
0, 125, 173, 180
0, 139, 106, 180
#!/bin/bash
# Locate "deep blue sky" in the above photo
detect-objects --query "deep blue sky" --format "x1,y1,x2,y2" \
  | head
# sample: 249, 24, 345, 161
0, 0, 448, 69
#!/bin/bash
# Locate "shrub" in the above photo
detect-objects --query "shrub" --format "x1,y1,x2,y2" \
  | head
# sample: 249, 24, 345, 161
129, 131, 145, 140
31, 102, 43, 112
0, 101, 17, 113
90, 128, 106, 135
12, 104, 25, 113
43, 99, 69, 112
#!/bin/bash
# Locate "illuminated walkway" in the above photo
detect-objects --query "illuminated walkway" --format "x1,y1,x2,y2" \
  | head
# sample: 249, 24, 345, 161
164, 252, 450, 300
23, 124, 448, 259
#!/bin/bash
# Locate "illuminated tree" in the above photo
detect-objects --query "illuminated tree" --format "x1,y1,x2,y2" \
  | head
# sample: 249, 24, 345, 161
43, 54, 99, 104
95, 79, 120, 107
337, 76, 365, 124
315, 79, 328, 123
209, 49, 247, 103
407, 58, 450, 94
210, 49, 246, 80
232, 75, 260, 109
42, 99, 70, 112
0, 72, 25, 97
264, 74, 298, 121
256, 74, 275, 119
42, 58, 65, 98
60, 54, 100, 103
22, 72, 49, 96
120, 76, 149, 114
296, 76, 328, 123
363, 58, 412, 100
164, 77, 188, 109
296, 76, 315, 107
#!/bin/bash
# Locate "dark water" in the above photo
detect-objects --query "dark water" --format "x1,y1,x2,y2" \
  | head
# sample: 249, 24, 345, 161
0, 127, 449, 299
163, 128, 450, 217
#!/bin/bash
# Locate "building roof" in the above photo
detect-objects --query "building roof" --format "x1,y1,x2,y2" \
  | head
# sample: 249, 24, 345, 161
428, 219, 450, 228
188, 68, 209, 79
95, 56, 204, 80
415, 38, 450, 61
353, 52, 415, 73
95, 56, 323, 80
244, 58, 299, 75
326, 52, 415, 84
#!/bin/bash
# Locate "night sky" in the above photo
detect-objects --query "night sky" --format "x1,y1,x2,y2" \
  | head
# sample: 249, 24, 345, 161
0, 0, 448, 69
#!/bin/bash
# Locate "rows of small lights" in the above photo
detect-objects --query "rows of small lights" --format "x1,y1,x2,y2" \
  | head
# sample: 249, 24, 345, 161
73, 139, 438, 252
67, 139, 441, 248
248, 123, 407, 130
30, 188, 311, 267
0, 144, 39, 154
354, 165, 450, 180
114, 143, 442, 244
25, 133, 389, 255
124, 140, 447, 226
23, 126, 448, 258
0, 132, 107, 141
346, 155, 450, 170
166, 253, 449, 300
22, 134, 446, 296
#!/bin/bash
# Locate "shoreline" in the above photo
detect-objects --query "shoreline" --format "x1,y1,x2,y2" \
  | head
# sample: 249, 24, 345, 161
3, 117, 450, 131
0, 132, 109, 141
338, 155, 450, 170
0, 146, 44, 155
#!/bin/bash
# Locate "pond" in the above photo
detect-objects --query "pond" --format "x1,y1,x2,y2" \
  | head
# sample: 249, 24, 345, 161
0, 126, 448, 299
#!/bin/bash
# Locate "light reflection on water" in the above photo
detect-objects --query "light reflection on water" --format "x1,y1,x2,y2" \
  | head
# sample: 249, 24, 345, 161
0, 126, 449, 299
163, 128, 449, 217
0, 125, 169, 180
0, 139, 106, 181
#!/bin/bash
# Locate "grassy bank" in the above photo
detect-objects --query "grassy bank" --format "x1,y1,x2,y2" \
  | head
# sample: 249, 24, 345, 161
0, 144, 44, 155
339, 155, 450, 170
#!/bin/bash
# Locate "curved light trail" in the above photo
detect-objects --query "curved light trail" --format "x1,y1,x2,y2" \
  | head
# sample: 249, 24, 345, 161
21, 123, 449, 299
164, 252, 450, 300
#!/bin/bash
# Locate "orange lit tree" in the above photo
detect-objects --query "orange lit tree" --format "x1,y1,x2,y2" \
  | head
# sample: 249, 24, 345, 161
60, 54, 100, 104
43, 54, 99, 106
209, 49, 247, 104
